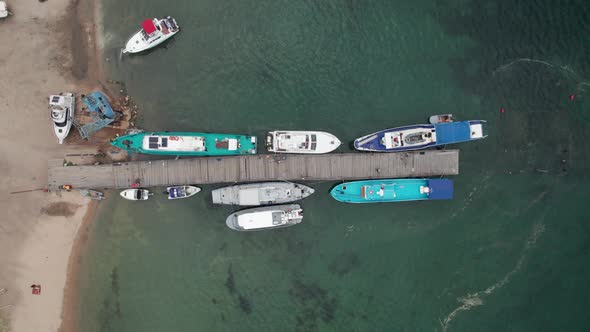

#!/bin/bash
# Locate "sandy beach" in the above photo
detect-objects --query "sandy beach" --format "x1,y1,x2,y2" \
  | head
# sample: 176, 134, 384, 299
0, 0, 104, 331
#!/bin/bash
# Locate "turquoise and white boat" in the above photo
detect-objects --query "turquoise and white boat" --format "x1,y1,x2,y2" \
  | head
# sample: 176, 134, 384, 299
330, 178, 453, 203
111, 131, 257, 156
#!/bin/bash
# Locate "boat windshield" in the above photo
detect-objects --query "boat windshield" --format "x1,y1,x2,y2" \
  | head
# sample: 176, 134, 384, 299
135, 190, 142, 200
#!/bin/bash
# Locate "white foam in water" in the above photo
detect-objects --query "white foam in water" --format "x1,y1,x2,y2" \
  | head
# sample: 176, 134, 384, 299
440, 222, 546, 332
492, 58, 590, 92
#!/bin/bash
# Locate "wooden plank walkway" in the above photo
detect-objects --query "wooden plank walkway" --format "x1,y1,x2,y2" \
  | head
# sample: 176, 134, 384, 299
47, 150, 459, 189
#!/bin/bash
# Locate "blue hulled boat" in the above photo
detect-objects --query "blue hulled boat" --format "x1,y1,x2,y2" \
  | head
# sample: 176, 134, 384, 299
354, 120, 486, 152
330, 179, 453, 203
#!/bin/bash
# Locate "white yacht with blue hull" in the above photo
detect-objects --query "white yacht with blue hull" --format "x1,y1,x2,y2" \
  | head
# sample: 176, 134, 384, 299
354, 120, 487, 152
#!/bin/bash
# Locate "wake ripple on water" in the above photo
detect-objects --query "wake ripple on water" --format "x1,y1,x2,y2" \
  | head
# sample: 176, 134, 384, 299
491, 58, 590, 92
439, 222, 546, 332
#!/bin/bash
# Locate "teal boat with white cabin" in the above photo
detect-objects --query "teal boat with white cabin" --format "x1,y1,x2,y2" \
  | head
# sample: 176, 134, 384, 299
330, 178, 453, 203
111, 131, 257, 156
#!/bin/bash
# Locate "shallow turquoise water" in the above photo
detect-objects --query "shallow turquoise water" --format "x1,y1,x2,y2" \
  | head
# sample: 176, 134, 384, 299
77, 1, 590, 331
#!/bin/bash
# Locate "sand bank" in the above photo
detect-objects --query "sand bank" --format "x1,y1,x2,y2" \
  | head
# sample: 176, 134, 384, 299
0, 0, 106, 331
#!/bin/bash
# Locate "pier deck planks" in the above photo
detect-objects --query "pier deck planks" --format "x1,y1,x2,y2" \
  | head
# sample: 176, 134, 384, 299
47, 150, 459, 189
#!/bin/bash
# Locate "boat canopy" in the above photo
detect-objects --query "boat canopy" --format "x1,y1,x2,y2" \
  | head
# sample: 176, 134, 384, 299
142, 19, 157, 34
434, 121, 471, 144
426, 179, 454, 200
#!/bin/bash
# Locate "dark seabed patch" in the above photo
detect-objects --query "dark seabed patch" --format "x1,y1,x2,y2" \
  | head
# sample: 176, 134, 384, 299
328, 251, 361, 276
237, 294, 253, 314
289, 278, 338, 331
433, 0, 590, 97
225, 263, 236, 295
98, 267, 123, 331
224, 263, 254, 314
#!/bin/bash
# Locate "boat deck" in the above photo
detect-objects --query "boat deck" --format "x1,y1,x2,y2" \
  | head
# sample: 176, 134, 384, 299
47, 150, 459, 190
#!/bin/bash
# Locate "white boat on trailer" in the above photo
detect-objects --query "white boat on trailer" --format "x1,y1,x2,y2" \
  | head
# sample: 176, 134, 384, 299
164, 185, 201, 200
225, 204, 303, 231
49, 93, 75, 144
266, 131, 341, 154
122, 16, 180, 54
212, 182, 314, 206
120, 188, 153, 201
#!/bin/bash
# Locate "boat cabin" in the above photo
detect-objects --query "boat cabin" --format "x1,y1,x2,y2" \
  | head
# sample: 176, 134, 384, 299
236, 209, 302, 230
360, 183, 429, 201
382, 128, 436, 149
49, 95, 73, 127
276, 133, 317, 152
215, 138, 239, 151
141, 18, 179, 41
238, 211, 286, 230
142, 135, 207, 152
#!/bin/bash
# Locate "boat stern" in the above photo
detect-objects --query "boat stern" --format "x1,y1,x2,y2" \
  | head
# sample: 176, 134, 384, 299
469, 120, 487, 140
265, 132, 276, 152
426, 179, 454, 200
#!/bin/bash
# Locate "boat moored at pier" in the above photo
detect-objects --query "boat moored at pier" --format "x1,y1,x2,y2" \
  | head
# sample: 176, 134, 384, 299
165, 185, 201, 200
111, 131, 257, 156
330, 178, 453, 203
354, 120, 486, 152
266, 131, 341, 154
122, 17, 180, 54
120, 188, 153, 201
212, 182, 314, 206
225, 204, 303, 231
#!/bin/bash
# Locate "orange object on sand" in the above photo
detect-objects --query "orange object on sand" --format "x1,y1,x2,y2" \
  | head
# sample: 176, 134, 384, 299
31, 285, 41, 295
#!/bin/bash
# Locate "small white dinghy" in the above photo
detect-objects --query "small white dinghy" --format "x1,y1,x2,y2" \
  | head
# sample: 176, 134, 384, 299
0, 1, 10, 18
120, 188, 153, 201
266, 131, 341, 154
49, 93, 75, 144
225, 204, 303, 231
164, 185, 201, 200
428, 114, 453, 124
122, 16, 180, 54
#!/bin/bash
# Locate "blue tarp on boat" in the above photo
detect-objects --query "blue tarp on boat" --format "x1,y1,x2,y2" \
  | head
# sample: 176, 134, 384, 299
434, 121, 471, 145
427, 179, 454, 200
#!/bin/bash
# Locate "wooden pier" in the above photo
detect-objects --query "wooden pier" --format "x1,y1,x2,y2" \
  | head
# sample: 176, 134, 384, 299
47, 150, 459, 190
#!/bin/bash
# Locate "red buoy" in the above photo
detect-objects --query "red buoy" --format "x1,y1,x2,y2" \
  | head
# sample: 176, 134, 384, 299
569, 94, 576, 101
500, 108, 505, 113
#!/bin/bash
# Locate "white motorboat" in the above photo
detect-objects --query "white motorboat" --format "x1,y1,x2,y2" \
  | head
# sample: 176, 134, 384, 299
266, 131, 341, 154
49, 93, 75, 144
120, 188, 153, 201
0, 1, 10, 18
164, 185, 201, 200
212, 182, 314, 206
225, 204, 303, 231
122, 16, 180, 54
